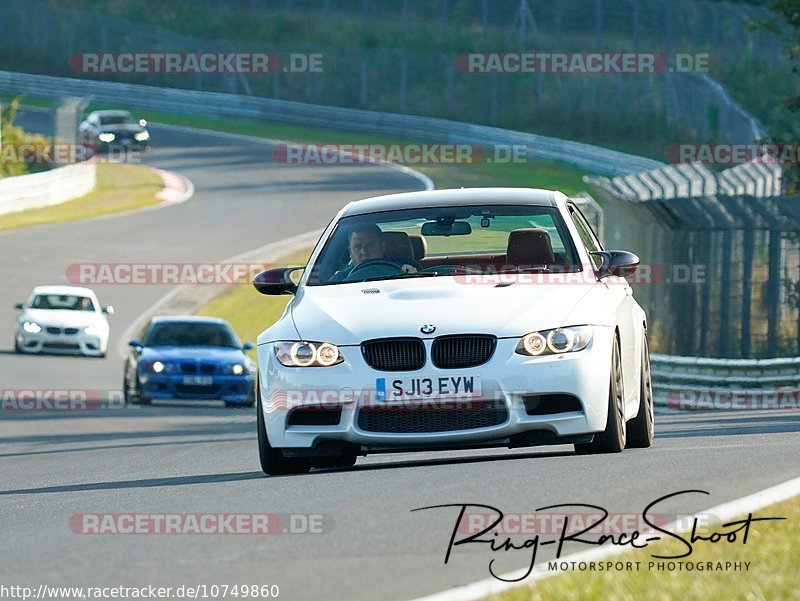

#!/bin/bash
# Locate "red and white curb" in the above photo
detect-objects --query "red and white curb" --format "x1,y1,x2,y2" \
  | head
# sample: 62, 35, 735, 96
153, 167, 194, 204
406, 475, 800, 601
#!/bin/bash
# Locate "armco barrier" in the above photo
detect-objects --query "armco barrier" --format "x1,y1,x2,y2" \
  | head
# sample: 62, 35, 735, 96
0, 161, 96, 215
651, 353, 800, 408
0, 70, 663, 177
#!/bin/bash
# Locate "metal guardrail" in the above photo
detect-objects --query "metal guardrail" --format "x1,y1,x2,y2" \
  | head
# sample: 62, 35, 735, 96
651, 353, 800, 396
0, 162, 96, 216
0, 70, 664, 177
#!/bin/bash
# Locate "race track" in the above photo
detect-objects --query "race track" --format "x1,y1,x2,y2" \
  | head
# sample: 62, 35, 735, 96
1, 111, 799, 601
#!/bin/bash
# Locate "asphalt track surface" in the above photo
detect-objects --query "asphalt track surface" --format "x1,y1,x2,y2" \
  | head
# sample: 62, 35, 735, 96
1, 110, 799, 601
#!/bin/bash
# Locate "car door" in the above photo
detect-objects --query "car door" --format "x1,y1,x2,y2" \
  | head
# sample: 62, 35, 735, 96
567, 203, 639, 411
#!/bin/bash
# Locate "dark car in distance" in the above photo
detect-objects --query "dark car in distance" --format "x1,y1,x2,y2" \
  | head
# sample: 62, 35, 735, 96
79, 110, 151, 153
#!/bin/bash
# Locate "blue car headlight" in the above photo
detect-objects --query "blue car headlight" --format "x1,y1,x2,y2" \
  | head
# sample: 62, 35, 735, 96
143, 360, 176, 373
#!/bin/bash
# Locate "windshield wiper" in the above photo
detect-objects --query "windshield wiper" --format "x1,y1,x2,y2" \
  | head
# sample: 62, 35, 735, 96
356, 271, 443, 283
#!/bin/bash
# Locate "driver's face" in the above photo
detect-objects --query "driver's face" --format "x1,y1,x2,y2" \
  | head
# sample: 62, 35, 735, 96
348, 231, 384, 265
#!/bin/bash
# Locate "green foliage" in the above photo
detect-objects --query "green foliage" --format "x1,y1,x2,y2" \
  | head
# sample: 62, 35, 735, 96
0, 96, 52, 178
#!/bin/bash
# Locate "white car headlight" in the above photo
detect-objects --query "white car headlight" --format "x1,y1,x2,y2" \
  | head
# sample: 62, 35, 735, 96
83, 325, 101, 337
22, 321, 42, 334
134, 131, 150, 142
516, 326, 593, 357
98, 132, 116, 143
275, 341, 344, 367
229, 363, 245, 375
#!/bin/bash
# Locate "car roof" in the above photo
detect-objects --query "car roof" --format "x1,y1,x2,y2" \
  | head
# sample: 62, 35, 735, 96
90, 110, 132, 118
31, 285, 97, 297
149, 315, 230, 325
340, 187, 560, 217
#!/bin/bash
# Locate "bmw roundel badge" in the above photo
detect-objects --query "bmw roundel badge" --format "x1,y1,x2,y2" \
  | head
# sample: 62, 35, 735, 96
420, 324, 436, 334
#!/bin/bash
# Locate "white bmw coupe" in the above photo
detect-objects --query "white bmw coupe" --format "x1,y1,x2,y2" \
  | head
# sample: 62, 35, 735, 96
253, 188, 654, 475
14, 285, 113, 357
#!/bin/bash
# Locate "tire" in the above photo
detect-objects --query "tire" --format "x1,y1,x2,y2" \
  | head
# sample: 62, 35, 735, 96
626, 333, 654, 448
311, 453, 357, 469
257, 377, 310, 476
14, 336, 22, 353
136, 373, 152, 405
575, 334, 626, 454
123, 371, 134, 405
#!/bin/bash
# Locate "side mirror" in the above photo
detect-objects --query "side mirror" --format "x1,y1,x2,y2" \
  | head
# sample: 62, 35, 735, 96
242, 342, 254, 351
102, 305, 115, 315
252, 267, 302, 295
128, 339, 143, 349
591, 250, 640, 279
14, 303, 23, 310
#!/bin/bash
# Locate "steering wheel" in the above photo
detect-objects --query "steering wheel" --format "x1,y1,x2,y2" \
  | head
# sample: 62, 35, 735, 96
343, 259, 405, 281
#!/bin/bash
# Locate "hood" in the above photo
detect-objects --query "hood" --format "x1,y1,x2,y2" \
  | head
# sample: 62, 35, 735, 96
139, 346, 247, 363
289, 274, 599, 345
21, 309, 106, 328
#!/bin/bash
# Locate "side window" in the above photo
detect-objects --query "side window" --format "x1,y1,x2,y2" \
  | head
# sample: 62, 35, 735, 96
568, 205, 603, 269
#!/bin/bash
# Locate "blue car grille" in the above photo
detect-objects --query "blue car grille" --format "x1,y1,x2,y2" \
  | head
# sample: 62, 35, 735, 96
179, 363, 217, 374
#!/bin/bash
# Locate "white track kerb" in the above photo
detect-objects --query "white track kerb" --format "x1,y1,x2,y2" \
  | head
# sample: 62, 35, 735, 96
406, 476, 800, 601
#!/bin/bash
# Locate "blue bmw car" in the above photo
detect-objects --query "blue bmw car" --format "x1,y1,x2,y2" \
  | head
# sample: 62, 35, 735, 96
123, 316, 256, 407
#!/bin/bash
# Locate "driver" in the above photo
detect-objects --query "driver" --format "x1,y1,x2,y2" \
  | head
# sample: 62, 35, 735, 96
348, 223, 385, 266
330, 224, 419, 282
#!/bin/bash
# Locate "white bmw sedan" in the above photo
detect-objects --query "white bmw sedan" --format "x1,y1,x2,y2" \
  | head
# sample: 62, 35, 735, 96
14, 285, 113, 357
253, 188, 654, 475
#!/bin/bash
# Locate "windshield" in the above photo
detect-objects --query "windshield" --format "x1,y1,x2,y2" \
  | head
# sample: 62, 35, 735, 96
144, 322, 241, 348
306, 204, 581, 285
30, 294, 96, 311
99, 114, 133, 125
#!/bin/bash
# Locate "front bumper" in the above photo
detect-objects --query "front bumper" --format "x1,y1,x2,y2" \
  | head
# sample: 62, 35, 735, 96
258, 327, 614, 452
16, 329, 106, 356
139, 372, 255, 403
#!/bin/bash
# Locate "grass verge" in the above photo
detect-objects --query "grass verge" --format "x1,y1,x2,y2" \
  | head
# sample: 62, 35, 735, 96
0, 162, 164, 232
486, 495, 800, 601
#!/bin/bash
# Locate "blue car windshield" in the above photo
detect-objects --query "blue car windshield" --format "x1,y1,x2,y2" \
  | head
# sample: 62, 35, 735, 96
144, 322, 240, 348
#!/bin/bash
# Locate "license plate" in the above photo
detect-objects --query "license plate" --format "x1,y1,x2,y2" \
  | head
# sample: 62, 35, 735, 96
376, 375, 481, 402
183, 375, 213, 386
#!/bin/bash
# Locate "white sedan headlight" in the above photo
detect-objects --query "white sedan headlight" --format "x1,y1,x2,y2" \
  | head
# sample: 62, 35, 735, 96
516, 326, 593, 357
134, 131, 150, 142
98, 132, 116, 143
83, 325, 101, 337
275, 341, 344, 367
22, 321, 42, 334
